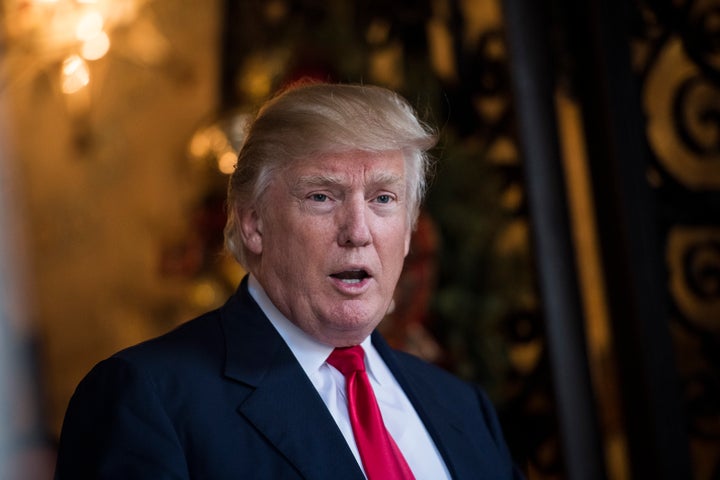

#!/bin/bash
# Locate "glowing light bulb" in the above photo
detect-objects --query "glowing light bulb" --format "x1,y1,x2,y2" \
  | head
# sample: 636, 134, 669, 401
61, 55, 90, 94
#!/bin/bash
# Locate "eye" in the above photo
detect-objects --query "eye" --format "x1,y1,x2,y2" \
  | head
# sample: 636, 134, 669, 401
375, 194, 393, 204
310, 193, 328, 202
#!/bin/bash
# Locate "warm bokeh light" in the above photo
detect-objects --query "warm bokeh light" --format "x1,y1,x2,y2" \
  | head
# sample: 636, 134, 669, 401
187, 115, 249, 175
81, 31, 110, 60
190, 280, 224, 310
61, 55, 90, 94
6, 0, 146, 95
218, 150, 237, 175
75, 11, 105, 41
189, 130, 213, 159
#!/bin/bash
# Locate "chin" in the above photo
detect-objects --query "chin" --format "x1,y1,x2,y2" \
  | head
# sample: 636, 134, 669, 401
333, 308, 383, 329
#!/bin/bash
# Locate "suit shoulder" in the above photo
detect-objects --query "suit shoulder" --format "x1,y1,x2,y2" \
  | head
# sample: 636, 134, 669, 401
111, 308, 225, 374
67, 307, 231, 420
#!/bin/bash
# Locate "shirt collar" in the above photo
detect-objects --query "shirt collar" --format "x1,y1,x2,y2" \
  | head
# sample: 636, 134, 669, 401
247, 274, 385, 385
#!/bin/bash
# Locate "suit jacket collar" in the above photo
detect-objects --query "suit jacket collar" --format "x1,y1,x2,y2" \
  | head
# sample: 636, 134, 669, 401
373, 332, 505, 479
372, 331, 468, 478
219, 278, 365, 479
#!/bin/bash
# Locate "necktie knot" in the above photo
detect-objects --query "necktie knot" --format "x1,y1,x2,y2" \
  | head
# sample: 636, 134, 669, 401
327, 345, 366, 376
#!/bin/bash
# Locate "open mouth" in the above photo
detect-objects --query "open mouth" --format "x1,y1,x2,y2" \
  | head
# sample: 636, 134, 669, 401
330, 270, 370, 284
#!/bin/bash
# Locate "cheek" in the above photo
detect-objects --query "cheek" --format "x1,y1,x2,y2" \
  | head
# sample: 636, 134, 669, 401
267, 228, 325, 274
292, 216, 339, 251
380, 232, 411, 273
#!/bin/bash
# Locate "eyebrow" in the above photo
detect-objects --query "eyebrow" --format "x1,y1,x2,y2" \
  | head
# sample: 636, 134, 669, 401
292, 171, 405, 189
293, 173, 345, 188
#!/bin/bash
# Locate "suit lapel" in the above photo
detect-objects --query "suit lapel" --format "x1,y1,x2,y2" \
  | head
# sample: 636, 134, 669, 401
219, 281, 365, 480
372, 332, 498, 479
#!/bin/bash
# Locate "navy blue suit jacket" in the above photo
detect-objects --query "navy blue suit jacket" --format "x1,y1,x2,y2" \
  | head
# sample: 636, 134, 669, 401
55, 278, 522, 479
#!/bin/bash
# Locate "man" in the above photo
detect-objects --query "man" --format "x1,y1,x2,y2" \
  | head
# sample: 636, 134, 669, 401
55, 83, 523, 479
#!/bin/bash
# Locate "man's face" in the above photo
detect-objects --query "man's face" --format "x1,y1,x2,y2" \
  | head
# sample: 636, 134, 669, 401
243, 150, 412, 347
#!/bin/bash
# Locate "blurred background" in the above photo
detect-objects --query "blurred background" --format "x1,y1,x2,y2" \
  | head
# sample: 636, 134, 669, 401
0, 0, 718, 479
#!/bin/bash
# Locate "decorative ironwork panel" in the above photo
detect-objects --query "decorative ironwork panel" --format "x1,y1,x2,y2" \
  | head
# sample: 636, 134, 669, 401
631, 1, 720, 478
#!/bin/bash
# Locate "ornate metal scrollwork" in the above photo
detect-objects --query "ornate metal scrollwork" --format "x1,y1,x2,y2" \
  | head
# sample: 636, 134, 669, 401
644, 38, 720, 189
636, 1, 720, 476
668, 227, 720, 331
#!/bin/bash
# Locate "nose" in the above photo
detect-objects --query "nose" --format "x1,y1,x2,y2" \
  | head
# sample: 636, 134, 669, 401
337, 197, 372, 247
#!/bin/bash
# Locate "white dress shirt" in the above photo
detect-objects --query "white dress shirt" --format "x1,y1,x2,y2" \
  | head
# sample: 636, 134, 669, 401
248, 275, 451, 480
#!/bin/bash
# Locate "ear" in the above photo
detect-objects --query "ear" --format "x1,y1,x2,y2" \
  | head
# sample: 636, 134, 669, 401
239, 207, 263, 255
404, 226, 412, 257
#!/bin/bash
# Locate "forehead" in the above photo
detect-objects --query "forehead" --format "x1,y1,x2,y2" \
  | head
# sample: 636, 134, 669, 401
285, 150, 407, 184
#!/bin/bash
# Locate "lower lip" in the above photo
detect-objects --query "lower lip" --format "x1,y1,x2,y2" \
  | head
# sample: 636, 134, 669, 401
329, 276, 372, 294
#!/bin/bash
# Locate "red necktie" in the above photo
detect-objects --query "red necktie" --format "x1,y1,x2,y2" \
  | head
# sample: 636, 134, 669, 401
327, 346, 416, 480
